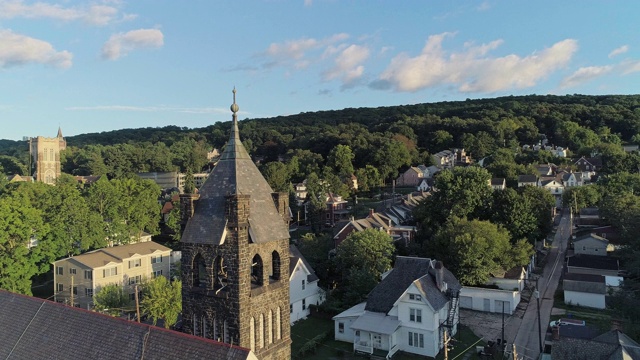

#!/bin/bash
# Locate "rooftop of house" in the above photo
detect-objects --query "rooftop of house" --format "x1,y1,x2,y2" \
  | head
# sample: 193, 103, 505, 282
567, 254, 619, 271
58, 241, 171, 269
490, 178, 506, 186
365, 257, 460, 314
551, 330, 640, 360
289, 244, 319, 283
0, 290, 255, 360
574, 233, 609, 244
563, 273, 606, 294
518, 174, 538, 183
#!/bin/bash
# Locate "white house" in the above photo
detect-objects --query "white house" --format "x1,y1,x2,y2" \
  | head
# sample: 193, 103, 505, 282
563, 273, 606, 309
289, 245, 324, 324
458, 267, 526, 315
417, 179, 430, 192
539, 178, 564, 196
561, 172, 583, 187
573, 233, 611, 256
332, 257, 461, 359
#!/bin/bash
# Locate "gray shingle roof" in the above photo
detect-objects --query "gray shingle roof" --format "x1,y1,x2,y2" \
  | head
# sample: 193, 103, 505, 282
365, 257, 460, 314
518, 174, 537, 183
289, 244, 319, 283
181, 105, 289, 245
551, 330, 640, 360
0, 290, 254, 360
568, 254, 619, 271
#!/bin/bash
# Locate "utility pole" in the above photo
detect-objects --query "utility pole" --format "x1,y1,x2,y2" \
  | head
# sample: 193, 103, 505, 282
536, 278, 543, 354
443, 329, 449, 360
70, 276, 74, 306
512, 343, 518, 360
135, 284, 141, 323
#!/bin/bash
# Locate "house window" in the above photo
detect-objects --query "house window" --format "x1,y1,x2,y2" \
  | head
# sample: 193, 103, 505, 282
302, 279, 305, 290
302, 299, 306, 310
153, 270, 163, 278
410, 308, 422, 323
409, 294, 421, 301
151, 255, 162, 264
338, 322, 344, 333
85, 288, 93, 297
129, 259, 141, 268
73, 286, 78, 295
103, 267, 117, 277
84, 270, 92, 280
583, 246, 586, 251
70, 268, 77, 275
128, 275, 142, 285
56, 267, 63, 275
56, 283, 63, 292
290, 304, 293, 313
408, 332, 424, 348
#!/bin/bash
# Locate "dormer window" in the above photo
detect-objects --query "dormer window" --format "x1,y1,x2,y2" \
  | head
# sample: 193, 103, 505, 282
409, 294, 421, 301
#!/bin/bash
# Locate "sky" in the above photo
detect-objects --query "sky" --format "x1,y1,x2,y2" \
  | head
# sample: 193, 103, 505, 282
0, 0, 639, 141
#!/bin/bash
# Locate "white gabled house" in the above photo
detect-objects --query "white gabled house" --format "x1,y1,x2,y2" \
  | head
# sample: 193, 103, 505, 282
289, 245, 325, 324
332, 257, 461, 359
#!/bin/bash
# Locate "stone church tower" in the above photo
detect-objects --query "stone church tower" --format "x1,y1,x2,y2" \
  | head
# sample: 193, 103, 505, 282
29, 127, 66, 184
181, 89, 291, 359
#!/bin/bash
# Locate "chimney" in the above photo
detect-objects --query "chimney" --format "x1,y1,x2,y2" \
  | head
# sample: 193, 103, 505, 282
349, 216, 354, 222
368, 208, 374, 217
434, 261, 444, 291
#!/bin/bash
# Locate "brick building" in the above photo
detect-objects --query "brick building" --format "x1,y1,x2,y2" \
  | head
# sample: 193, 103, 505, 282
180, 89, 291, 359
29, 127, 66, 184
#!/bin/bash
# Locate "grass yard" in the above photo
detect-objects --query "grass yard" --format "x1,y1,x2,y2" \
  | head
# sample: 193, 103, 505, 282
290, 316, 483, 360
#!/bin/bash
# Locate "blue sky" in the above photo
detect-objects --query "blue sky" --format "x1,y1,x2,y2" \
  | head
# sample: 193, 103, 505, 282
1, 0, 639, 141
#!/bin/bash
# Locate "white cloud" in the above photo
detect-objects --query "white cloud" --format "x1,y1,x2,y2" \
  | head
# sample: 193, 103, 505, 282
323, 44, 370, 85
608, 45, 629, 59
0, 29, 72, 68
560, 65, 614, 88
377, 33, 577, 93
304, 0, 312, 6
101, 29, 164, 60
262, 33, 349, 69
0, 0, 125, 25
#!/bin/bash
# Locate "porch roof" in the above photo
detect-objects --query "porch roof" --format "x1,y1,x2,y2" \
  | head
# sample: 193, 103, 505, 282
350, 312, 400, 335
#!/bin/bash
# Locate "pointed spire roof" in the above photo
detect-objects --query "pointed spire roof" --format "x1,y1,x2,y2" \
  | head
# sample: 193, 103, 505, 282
57, 126, 63, 138
181, 89, 289, 245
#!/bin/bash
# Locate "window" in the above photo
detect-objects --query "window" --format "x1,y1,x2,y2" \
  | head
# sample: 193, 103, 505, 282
410, 308, 422, 323
409, 294, 421, 301
70, 268, 77, 275
103, 267, 117, 277
302, 299, 306, 310
151, 255, 162, 264
129, 275, 142, 285
129, 259, 141, 268
56, 267, 63, 275
73, 286, 78, 295
338, 322, 345, 333
57, 283, 63, 292
85, 288, 93, 297
153, 270, 163, 278
84, 270, 92, 280
408, 332, 424, 348
290, 304, 293, 313
302, 279, 305, 290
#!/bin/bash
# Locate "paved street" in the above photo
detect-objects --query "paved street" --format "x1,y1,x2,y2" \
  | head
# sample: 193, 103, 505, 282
509, 208, 572, 360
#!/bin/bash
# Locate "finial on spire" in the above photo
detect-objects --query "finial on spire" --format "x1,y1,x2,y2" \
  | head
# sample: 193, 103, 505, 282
230, 87, 239, 114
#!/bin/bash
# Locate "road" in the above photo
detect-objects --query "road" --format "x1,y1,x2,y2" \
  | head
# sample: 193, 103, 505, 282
510, 208, 572, 360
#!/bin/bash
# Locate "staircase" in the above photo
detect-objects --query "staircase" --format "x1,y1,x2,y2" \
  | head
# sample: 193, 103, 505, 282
439, 289, 460, 351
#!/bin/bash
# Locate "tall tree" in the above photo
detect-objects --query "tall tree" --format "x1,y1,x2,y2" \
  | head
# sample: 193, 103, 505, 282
141, 276, 182, 328
94, 284, 131, 316
335, 228, 395, 283
327, 144, 355, 180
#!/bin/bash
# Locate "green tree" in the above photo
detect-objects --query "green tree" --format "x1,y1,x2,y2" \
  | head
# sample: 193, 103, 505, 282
372, 139, 411, 183
336, 229, 395, 284
165, 197, 183, 242
327, 144, 355, 180
489, 188, 538, 244
93, 284, 131, 316
141, 276, 182, 328
562, 185, 601, 213
262, 161, 291, 192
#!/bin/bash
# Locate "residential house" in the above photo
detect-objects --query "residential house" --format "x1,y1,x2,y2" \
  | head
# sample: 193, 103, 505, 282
575, 156, 602, 172
566, 254, 622, 287
517, 174, 538, 187
489, 178, 506, 190
289, 245, 324, 324
623, 145, 639, 153
536, 163, 555, 176
576, 207, 602, 227
178, 172, 210, 191
425, 165, 440, 178
561, 172, 583, 187
74, 175, 100, 186
350, 174, 358, 191
539, 178, 564, 196
333, 209, 416, 247
325, 193, 349, 226
333, 257, 461, 359
53, 241, 172, 309
396, 167, 426, 187
0, 290, 257, 360
459, 267, 526, 315
294, 181, 307, 205
432, 150, 455, 168
563, 273, 606, 309
7, 174, 34, 183
573, 233, 612, 256
551, 330, 640, 360
417, 179, 430, 192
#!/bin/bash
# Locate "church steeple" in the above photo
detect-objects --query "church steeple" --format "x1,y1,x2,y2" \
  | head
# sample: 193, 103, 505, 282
57, 126, 63, 138
221, 88, 251, 161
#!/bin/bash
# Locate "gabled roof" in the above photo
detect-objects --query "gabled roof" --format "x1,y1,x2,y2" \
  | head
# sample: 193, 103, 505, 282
563, 273, 606, 294
181, 92, 289, 245
289, 244, 319, 283
0, 290, 256, 360
551, 330, 640, 360
365, 257, 460, 314
518, 174, 537, 183
490, 178, 505, 186
57, 241, 171, 269
574, 233, 609, 245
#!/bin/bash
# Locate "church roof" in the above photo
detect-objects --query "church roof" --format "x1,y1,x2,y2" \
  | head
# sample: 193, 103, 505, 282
0, 290, 256, 360
181, 90, 289, 245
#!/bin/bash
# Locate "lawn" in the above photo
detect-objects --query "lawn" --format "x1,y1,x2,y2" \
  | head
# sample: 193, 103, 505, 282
290, 316, 484, 360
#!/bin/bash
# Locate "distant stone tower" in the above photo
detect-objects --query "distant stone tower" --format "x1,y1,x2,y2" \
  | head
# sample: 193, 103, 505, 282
180, 89, 291, 359
29, 127, 66, 184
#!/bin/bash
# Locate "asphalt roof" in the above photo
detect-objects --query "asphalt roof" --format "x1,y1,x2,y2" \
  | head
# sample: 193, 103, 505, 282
518, 174, 538, 183
0, 290, 255, 360
58, 241, 171, 269
181, 99, 290, 245
551, 330, 640, 360
567, 254, 619, 271
289, 244, 319, 283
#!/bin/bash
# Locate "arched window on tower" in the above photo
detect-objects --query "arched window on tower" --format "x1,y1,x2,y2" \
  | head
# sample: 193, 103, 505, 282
214, 256, 228, 293
192, 254, 207, 288
251, 254, 263, 287
50, 149, 54, 162
270, 251, 281, 282
276, 306, 282, 340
